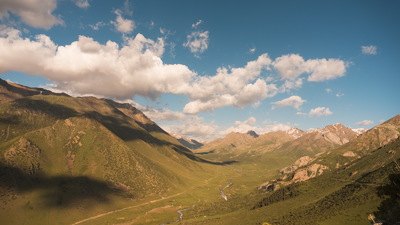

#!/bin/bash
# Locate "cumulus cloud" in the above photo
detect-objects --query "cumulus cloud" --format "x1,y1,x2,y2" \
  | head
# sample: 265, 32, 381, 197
0, 0, 63, 29
361, 45, 377, 55
182, 54, 277, 114
306, 58, 347, 82
183, 30, 209, 57
273, 54, 347, 82
298, 107, 333, 117
164, 123, 218, 141
273, 54, 305, 80
272, 96, 306, 110
111, 9, 134, 34
0, 26, 194, 100
73, 0, 90, 9
0, 26, 351, 115
220, 117, 291, 136
279, 78, 303, 92
142, 108, 202, 123
356, 120, 374, 126
0, 26, 278, 114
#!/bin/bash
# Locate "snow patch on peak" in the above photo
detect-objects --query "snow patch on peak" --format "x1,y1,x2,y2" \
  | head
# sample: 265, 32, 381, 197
352, 128, 367, 136
286, 127, 304, 139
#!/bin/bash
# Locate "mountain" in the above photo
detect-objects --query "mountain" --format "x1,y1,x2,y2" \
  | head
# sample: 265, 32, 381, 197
197, 124, 358, 161
186, 118, 400, 224
259, 115, 400, 190
0, 79, 218, 224
1, 78, 399, 225
0, 78, 68, 103
170, 133, 204, 149
251, 137, 400, 225
276, 123, 359, 157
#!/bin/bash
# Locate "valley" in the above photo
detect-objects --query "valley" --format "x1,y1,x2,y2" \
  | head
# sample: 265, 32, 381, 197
0, 79, 399, 225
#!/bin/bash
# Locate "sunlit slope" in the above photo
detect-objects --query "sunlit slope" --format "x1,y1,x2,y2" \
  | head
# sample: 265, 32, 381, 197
181, 136, 400, 225
0, 92, 219, 224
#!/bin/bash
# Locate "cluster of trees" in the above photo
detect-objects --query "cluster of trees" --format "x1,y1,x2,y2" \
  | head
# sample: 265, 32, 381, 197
252, 183, 301, 209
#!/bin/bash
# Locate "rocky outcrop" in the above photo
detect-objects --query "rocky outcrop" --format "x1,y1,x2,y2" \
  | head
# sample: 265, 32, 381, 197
291, 163, 329, 183
342, 151, 359, 157
280, 156, 314, 174
3, 137, 43, 175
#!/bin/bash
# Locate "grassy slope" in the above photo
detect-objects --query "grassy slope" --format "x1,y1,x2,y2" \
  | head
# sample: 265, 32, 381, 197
178, 138, 400, 225
1, 84, 398, 225
0, 94, 216, 225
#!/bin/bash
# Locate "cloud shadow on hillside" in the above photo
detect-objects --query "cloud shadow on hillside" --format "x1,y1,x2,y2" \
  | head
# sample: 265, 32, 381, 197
194, 150, 215, 155
0, 163, 123, 208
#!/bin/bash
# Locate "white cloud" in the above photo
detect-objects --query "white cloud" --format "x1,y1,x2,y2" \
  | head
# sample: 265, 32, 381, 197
273, 54, 347, 82
183, 31, 209, 57
0, 26, 194, 100
273, 54, 305, 79
0, 26, 350, 115
0, 0, 63, 29
336, 93, 344, 97
306, 58, 347, 82
192, 20, 203, 28
235, 117, 256, 126
123, 0, 133, 16
220, 117, 291, 136
249, 48, 256, 54
182, 54, 276, 114
144, 108, 202, 123
325, 88, 332, 93
73, 0, 90, 9
272, 96, 306, 110
111, 9, 134, 34
298, 107, 333, 117
356, 120, 374, 126
164, 123, 218, 141
279, 78, 303, 92
361, 45, 377, 55
89, 21, 106, 30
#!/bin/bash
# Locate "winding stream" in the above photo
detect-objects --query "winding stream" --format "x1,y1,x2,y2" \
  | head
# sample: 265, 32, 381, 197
160, 207, 191, 225
220, 180, 233, 201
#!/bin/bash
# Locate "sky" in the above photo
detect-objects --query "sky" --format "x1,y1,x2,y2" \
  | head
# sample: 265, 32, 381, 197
0, 0, 399, 141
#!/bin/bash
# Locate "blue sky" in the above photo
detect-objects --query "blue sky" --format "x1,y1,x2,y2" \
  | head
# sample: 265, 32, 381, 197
0, 0, 399, 140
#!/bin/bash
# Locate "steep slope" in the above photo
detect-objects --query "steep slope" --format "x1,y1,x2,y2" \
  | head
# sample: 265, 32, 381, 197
0, 81, 223, 224
259, 115, 400, 189
197, 129, 298, 161
252, 137, 400, 225
184, 135, 400, 225
276, 123, 358, 157
170, 133, 204, 149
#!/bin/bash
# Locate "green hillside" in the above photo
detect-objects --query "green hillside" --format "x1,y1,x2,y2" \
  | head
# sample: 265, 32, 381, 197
0, 79, 399, 225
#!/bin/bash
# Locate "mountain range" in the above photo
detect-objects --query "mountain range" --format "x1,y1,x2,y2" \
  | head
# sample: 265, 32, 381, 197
0, 78, 398, 225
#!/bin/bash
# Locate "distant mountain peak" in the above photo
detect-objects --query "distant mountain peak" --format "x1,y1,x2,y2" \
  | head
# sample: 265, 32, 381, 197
247, 130, 259, 138
352, 128, 367, 136
286, 127, 304, 139
169, 132, 204, 149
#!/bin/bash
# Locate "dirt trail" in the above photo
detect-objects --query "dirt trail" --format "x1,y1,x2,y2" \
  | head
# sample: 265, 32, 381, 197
71, 172, 219, 225
71, 191, 186, 225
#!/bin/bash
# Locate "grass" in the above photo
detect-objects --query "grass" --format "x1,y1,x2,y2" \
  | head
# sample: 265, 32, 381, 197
0, 93, 399, 225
